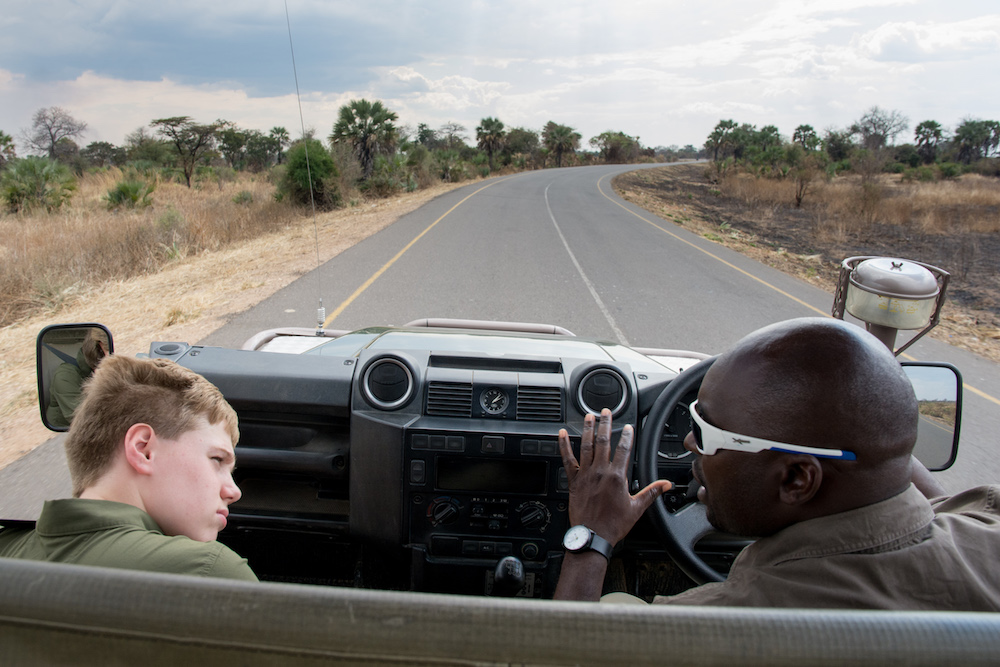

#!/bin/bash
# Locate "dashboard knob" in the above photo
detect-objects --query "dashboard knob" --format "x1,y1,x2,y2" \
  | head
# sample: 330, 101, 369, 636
517, 501, 550, 531
427, 497, 461, 526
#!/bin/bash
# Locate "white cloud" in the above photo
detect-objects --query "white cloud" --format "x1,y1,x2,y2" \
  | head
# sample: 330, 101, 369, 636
0, 70, 351, 149
856, 17, 1000, 61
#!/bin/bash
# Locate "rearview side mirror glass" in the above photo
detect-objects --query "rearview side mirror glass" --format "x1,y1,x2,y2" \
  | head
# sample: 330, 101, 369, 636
36, 324, 113, 432
901, 362, 962, 472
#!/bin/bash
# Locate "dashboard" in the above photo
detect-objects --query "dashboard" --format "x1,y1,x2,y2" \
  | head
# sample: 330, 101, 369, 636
148, 325, 706, 596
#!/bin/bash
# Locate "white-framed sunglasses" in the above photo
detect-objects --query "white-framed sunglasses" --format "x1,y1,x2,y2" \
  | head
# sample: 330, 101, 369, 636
689, 400, 857, 461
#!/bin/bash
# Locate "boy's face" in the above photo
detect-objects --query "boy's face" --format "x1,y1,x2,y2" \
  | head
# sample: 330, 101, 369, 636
142, 417, 241, 542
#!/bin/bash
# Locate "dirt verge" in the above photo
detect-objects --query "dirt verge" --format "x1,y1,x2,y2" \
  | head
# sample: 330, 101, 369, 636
0, 182, 466, 469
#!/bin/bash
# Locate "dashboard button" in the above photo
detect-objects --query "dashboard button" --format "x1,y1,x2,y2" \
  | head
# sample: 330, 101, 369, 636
409, 460, 426, 485
431, 536, 460, 556
521, 439, 539, 455
412, 435, 428, 450
482, 436, 505, 454
539, 440, 558, 456
557, 467, 569, 493
447, 436, 465, 451
430, 435, 447, 450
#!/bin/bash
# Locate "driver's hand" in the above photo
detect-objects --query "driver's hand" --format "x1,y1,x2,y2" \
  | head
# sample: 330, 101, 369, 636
558, 409, 672, 546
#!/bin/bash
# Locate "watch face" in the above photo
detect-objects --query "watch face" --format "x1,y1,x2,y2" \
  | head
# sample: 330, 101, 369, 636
563, 525, 591, 550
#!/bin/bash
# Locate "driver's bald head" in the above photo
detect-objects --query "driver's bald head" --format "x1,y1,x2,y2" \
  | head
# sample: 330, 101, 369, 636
700, 318, 918, 471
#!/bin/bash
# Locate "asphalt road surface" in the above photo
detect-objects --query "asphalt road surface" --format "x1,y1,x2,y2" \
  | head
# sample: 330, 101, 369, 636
3, 163, 998, 517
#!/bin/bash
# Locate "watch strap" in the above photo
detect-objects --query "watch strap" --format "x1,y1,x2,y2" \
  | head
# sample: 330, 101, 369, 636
587, 531, 613, 560
564, 525, 614, 560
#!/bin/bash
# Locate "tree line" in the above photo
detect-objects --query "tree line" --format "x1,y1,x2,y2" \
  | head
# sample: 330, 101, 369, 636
0, 102, 673, 214
705, 107, 999, 182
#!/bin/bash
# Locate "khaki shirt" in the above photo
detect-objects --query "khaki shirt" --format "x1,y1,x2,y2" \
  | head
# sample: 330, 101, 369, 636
0, 498, 257, 581
654, 485, 1000, 611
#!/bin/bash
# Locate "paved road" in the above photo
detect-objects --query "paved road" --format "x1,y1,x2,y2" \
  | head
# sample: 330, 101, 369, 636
3, 163, 998, 517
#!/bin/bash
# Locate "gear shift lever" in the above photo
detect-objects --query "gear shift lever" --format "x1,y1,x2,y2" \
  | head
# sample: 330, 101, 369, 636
491, 556, 526, 597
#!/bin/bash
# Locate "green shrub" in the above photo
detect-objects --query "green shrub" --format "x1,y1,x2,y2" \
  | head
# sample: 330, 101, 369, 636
105, 178, 155, 210
279, 139, 340, 208
157, 207, 185, 233
232, 190, 253, 205
938, 162, 962, 180
1, 157, 77, 213
360, 154, 406, 198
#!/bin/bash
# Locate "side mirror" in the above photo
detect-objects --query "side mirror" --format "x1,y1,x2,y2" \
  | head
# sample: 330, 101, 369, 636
900, 362, 962, 471
36, 324, 113, 432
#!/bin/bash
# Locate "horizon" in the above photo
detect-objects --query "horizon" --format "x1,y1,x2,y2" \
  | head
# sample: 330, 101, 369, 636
2, 1, 998, 154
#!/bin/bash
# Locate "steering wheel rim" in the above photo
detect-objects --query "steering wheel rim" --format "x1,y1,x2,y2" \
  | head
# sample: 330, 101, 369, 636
637, 356, 724, 585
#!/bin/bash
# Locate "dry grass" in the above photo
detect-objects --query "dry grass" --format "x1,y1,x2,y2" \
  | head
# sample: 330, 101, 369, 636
614, 164, 1000, 363
0, 179, 467, 470
718, 171, 1000, 240
0, 170, 297, 326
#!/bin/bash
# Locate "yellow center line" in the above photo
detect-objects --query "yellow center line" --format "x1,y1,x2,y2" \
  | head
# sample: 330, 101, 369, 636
324, 177, 513, 327
596, 172, 1000, 408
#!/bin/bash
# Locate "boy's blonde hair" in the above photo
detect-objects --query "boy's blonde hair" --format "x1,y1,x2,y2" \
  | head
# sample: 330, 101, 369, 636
66, 355, 239, 497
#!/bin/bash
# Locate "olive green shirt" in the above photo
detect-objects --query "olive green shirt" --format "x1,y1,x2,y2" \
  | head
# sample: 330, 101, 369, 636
46, 348, 93, 428
0, 499, 257, 581
654, 485, 1000, 611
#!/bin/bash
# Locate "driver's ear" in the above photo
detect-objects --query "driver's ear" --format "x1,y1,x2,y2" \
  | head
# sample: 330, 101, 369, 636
777, 455, 822, 506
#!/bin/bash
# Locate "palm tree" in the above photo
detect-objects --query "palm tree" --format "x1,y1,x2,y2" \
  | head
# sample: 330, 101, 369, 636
914, 121, 944, 165
542, 121, 581, 168
269, 127, 290, 164
0, 130, 15, 170
476, 117, 505, 171
1, 156, 77, 213
330, 99, 398, 180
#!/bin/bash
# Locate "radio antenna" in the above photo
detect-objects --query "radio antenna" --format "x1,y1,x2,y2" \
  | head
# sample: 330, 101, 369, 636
284, 0, 326, 334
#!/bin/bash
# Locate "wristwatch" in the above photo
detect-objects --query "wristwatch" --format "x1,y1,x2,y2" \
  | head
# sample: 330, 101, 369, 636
562, 525, 613, 560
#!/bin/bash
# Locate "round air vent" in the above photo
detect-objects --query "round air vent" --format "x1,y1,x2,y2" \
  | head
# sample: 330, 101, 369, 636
362, 358, 414, 410
577, 368, 628, 417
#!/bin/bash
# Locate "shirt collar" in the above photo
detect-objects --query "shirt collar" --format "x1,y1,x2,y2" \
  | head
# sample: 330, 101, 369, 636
737, 484, 935, 568
37, 499, 164, 536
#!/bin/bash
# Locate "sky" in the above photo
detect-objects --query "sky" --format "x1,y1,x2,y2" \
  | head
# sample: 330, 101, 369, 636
2, 1, 998, 154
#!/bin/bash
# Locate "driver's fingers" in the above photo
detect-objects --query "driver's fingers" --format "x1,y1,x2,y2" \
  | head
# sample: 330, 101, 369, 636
611, 424, 635, 473
579, 412, 596, 467
558, 428, 579, 481
593, 408, 612, 464
632, 480, 672, 514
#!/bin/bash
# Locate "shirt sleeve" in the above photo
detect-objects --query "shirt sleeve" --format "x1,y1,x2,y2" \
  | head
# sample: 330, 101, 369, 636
208, 545, 259, 581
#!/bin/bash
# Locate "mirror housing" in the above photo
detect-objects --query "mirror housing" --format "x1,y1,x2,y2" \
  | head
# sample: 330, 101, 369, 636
36, 324, 113, 432
900, 362, 961, 471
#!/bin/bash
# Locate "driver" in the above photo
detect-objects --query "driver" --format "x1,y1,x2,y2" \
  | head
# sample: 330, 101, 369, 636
553, 317, 1000, 610
0, 355, 256, 581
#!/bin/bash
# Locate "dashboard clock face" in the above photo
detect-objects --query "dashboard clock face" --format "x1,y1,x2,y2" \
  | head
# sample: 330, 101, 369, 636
480, 387, 509, 414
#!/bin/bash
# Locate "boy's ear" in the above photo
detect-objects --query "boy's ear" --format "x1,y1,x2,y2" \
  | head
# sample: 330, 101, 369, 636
122, 423, 156, 476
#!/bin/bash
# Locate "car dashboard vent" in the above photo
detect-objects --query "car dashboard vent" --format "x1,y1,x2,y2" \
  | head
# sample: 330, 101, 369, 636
516, 386, 563, 422
426, 382, 474, 417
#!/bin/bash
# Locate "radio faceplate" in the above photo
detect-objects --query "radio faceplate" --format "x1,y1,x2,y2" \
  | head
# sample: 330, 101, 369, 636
403, 430, 572, 564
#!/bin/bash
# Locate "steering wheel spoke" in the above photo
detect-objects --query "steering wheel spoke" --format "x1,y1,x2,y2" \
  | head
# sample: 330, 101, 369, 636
637, 357, 726, 584
669, 501, 715, 548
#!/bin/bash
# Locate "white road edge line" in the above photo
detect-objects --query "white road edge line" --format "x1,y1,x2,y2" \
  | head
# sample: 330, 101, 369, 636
545, 182, 630, 346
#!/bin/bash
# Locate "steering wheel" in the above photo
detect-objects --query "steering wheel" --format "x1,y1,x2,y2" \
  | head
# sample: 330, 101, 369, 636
637, 356, 724, 585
